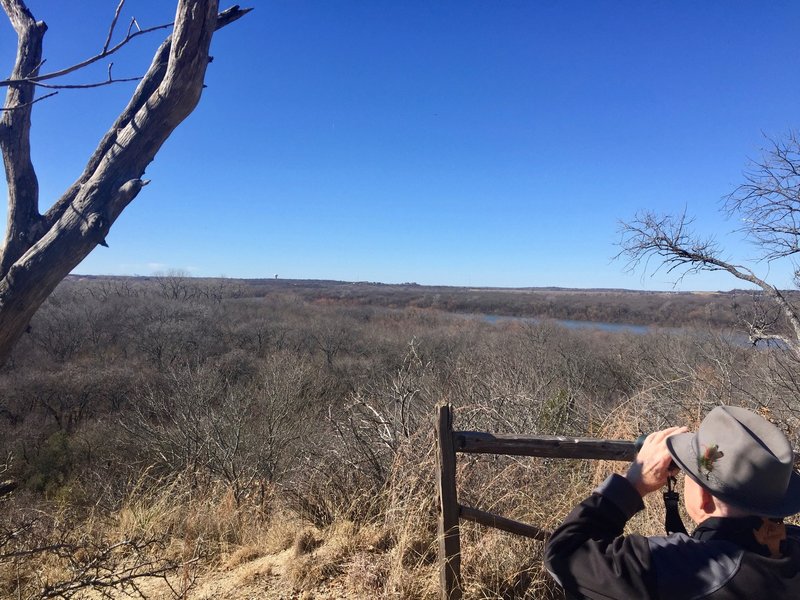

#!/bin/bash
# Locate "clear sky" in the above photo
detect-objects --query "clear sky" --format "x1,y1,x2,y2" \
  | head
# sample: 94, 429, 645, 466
1, 1, 799, 290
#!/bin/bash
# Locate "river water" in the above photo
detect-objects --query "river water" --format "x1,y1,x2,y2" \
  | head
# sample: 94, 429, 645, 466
478, 314, 765, 348
481, 314, 653, 335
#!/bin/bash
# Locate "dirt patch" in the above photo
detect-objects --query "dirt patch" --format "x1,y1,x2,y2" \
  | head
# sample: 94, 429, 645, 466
127, 548, 364, 600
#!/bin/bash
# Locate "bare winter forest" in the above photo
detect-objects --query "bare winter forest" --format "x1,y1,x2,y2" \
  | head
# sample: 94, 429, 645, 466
1, 275, 798, 599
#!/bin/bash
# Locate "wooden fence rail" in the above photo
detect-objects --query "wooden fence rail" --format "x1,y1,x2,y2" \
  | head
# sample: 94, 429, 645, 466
435, 404, 637, 600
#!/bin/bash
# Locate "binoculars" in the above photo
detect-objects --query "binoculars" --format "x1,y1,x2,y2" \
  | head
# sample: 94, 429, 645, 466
634, 433, 678, 471
635, 433, 686, 535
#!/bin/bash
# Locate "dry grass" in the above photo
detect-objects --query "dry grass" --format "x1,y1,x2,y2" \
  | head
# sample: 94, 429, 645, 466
257, 513, 302, 555
346, 550, 390, 592
224, 545, 264, 569
292, 527, 323, 557
0, 450, 658, 600
0, 452, 626, 600
5, 393, 792, 599
286, 520, 361, 589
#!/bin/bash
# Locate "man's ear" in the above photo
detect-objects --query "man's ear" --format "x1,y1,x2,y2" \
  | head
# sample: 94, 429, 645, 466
699, 487, 716, 515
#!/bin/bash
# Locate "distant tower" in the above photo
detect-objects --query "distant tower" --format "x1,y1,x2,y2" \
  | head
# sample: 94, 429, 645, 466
274, 274, 278, 279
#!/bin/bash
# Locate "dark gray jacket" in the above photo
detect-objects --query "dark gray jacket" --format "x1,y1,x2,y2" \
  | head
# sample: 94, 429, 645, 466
545, 474, 800, 599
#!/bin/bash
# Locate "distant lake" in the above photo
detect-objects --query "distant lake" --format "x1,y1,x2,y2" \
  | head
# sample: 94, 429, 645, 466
478, 313, 769, 348
481, 314, 653, 335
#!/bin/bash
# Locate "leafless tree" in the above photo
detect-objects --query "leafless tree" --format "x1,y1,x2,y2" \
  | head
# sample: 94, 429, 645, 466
0, 0, 251, 365
122, 355, 311, 505
725, 133, 800, 262
618, 133, 800, 359
154, 269, 197, 301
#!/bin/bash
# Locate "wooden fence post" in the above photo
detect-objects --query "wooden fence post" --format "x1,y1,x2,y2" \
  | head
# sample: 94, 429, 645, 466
436, 404, 461, 600
433, 408, 646, 599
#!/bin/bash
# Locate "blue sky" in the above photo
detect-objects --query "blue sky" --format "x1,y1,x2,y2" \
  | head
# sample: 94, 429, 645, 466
1, 1, 799, 290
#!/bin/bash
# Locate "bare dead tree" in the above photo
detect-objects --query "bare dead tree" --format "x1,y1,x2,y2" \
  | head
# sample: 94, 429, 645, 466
618, 134, 800, 359
0, 1, 251, 365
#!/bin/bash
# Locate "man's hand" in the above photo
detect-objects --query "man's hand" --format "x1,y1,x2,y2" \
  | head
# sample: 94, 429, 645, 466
625, 426, 688, 497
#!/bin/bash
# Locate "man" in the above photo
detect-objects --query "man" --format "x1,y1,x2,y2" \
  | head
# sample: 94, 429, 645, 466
544, 405, 800, 599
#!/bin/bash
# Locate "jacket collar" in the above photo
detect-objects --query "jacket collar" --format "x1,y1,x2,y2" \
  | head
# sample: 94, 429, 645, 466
693, 516, 782, 557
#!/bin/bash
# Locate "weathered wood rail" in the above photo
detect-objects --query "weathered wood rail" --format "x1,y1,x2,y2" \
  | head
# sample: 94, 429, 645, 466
435, 404, 637, 600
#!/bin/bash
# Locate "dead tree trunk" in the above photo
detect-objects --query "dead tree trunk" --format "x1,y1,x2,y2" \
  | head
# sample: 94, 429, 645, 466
0, 0, 250, 365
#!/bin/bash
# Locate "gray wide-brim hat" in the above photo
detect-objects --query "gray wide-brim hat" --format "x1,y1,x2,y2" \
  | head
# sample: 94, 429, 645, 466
666, 405, 800, 518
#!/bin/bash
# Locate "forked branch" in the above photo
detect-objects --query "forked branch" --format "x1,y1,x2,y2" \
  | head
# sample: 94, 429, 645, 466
618, 210, 800, 358
0, 3, 174, 88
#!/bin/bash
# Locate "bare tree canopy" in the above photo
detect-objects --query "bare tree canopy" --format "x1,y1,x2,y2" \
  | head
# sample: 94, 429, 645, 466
618, 133, 800, 358
0, 0, 251, 365
725, 133, 800, 262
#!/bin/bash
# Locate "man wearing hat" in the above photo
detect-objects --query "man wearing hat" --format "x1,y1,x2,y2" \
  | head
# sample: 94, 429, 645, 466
545, 405, 800, 599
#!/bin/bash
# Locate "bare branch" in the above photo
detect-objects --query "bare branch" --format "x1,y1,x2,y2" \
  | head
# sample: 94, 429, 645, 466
128, 17, 142, 36
0, 20, 173, 88
725, 132, 800, 261
617, 210, 731, 279
1, 514, 183, 599
0, 89, 56, 110
617, 209, 800, 358
31, 75, 142, 90
103, 0, 126, 53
